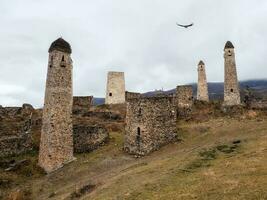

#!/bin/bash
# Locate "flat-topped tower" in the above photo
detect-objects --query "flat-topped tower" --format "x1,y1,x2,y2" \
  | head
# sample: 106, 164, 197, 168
38, 38, 75, 173
197, 60, 209, 102
124, 96, 177, 155
105, 71, 125, 104
224, 41, 241, 106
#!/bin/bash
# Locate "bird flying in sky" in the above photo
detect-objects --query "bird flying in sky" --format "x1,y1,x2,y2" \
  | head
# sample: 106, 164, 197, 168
176, 22, 194, 28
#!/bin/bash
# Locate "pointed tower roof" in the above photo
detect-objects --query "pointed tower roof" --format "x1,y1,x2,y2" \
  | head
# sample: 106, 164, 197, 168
198, 60, 205, 65
224, 41, 234, 50
48, 38, 72, 53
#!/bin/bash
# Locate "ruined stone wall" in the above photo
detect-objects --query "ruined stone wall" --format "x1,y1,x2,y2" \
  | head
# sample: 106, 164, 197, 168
224, 42, 241, 106
175, 85, 193, 118
124, 97, 177, 155
73, 96, 93, 113
105, 72, 125, 104
176, 85, 193, 108
197, 61, 209, 102
0, 105, 33, 157
38, 43, 74, 173
125, 91, 141, 101
73, 125, 109, 153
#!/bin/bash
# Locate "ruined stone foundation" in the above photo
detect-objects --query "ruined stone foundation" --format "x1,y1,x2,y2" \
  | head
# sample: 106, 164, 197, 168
124, 97, 177, 155
38, 38, 75, 173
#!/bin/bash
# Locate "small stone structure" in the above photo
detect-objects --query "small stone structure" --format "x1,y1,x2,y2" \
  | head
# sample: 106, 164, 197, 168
124, 96, 177, 155
105, 71, 125, 104
0, 105, 33, 157
38, 38, 75, 173
197, 61, 209, 102
125, 91, 141, 101
73, 125, 109, 153
224, 41, 241, 106
175, 85, 193, 117
176, 85, 193, 108
73, 96, 93, 113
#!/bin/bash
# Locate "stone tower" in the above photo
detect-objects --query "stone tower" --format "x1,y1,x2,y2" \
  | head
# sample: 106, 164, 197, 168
105, 71, 125, 104
224, 41, 240, 106
197, 61, 209, 102
124, 96, 177, 155
38, 38, 75, 173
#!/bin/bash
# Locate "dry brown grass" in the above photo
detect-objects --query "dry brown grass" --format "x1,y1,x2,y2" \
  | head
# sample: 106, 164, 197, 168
1, 115, 267, 200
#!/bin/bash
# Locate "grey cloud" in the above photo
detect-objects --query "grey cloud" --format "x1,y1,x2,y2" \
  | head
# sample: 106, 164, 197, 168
0, 0, 267, 107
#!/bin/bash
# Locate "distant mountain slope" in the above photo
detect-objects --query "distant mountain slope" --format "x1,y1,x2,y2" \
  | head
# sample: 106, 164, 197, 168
92, 98, 105, 106
143, 79, 267, 100
93, 79, 267, 105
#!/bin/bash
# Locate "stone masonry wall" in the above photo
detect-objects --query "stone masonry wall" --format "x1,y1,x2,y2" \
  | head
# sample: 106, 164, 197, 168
125, 91, 141, 101
224, 42, 241, 106
124, 97, 177, 155
176, 85, 193, 108
197, 61, 209, 102
73, 125, 109, 153
0, 105, 33, 157
105, 72, 125, 104
38, 47, 74, 173
73, 96, 93, 113
176, 85, 194, 118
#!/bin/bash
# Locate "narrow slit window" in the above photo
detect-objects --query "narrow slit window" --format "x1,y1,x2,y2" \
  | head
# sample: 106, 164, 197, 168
61, 55, 65, 61
136, 127, 141, 144
138, 108, 142, 116
109, 93, 112, 97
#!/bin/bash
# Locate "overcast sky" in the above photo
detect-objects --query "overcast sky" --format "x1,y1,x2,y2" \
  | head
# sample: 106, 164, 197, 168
0, 0, 267, 107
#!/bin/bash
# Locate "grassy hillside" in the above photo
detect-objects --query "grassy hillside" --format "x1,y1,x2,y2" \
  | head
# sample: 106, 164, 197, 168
1, 112, 267, 199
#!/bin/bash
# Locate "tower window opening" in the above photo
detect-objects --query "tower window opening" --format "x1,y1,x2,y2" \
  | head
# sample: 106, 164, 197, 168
109, 93, 112, 97
49, 65, 52, 68
138, 108, 142, 116
136, 127, 141, 144
61, 55, 65, 61
230, 89, 234, 92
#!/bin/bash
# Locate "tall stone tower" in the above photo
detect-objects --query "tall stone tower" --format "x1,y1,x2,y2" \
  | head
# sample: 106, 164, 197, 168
105, 71, 125, 104
38, 38, 75, 173
197, 60, 209, 102
224, 41, 241, 106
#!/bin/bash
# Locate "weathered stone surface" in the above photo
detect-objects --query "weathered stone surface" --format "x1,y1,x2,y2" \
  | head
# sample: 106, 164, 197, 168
105, 72, 125, 104
0, 106, 33, 158
176, 85, 193, 108
73, 96, 93, 114
197, 61, 209, 102
125, 91, 141, 101
175, 85, 193, 118
124, 96, 177, 155
81, 111, 122, 120
224, 41, 241, 106
38, 38, 74, 173
73, 125, 109, 153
